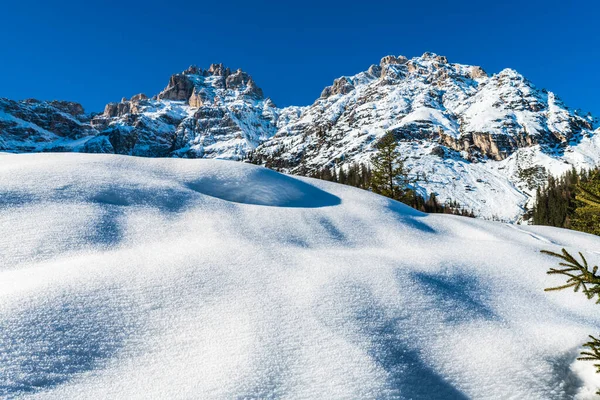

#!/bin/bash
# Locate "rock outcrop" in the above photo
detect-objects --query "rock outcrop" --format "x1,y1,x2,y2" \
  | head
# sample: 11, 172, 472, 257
320, 77, 355, 98
157, 73, 196, 101
0, 98, 95, 152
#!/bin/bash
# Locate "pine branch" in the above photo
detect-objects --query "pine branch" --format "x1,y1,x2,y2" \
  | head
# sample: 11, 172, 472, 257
576, 173, 600, 208
542, 249, 600, 303
543, 248, 600, 394
576, 183, 600, 208
577, 335, 600, 374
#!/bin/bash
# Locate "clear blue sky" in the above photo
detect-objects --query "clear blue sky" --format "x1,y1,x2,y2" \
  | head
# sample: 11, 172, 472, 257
1, 0, 598, 115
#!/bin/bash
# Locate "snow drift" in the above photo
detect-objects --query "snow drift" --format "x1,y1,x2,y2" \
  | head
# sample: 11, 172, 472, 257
1, 153, 599, 399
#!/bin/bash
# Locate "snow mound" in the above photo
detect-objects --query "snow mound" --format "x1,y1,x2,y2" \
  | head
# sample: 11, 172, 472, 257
1, 153, 600, 399
184, 163, 341, 207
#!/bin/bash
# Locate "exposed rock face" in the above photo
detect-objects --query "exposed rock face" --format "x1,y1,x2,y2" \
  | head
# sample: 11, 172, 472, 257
188, 88, 206, 108
244, 78, 264, 99
49, 100, 85, 116
0, 98, 96, 152
101, 93, 150, 120
208, 63, 228, 76
157, 73, 196, 101
103, 101, 130, 118
320, 77, 356, 98
380, 55, 408, 67
130, 93, 148, 102
470, 66, 488, 79
438, 131, 537, 161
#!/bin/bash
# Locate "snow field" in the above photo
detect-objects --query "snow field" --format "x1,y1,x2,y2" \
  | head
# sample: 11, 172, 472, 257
0, 153, 599, 399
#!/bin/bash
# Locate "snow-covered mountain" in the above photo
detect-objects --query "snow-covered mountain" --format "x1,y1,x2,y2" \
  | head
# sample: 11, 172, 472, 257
0, 98, 96, 152
1, 53, 599, 220
1, 153, 600, 399
87, 63, 281, 159
254, 53, 600, 220
257, 53, 594, 167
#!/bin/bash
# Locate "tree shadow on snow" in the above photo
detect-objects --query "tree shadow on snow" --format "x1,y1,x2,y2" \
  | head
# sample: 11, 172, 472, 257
385, 200, 437, 234
410, 271, 498, 323
89, 186, 198, 213
317, 282, 468, 399
353, 296, 468, 399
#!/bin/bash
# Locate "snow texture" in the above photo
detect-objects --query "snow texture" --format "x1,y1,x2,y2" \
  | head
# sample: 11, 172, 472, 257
1, 153, 600, 399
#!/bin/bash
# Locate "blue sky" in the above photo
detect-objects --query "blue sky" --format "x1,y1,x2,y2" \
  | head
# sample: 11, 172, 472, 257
1, 0, 598, 115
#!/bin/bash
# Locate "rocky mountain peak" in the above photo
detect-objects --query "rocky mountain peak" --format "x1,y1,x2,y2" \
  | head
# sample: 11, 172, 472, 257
183, 65, 200, 75
320, 76, 356, 98
380, 55, 409, 68
420, 52, 448, 63
156, 64, 264, 104
207, 63, 229, 76
48, 100, 85, 116
470, 66, 488, 79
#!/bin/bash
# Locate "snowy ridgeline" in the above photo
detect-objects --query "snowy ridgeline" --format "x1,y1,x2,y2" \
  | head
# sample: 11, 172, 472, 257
2, 53, 600, 222
1, 153, 600, 399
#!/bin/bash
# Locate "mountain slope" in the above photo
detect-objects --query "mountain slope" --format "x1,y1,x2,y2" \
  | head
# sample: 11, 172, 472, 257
252, 53, 599, 220
1, 153, 599, 399
1, 54, 599, 221
0, 98, 96, 152
255, 53, 595, 169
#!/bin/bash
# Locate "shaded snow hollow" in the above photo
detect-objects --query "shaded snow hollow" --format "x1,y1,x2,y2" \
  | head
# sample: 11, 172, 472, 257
1, 153, 600, 399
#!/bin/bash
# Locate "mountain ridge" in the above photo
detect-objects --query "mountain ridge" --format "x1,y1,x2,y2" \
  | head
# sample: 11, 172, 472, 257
1, 52, 599, 221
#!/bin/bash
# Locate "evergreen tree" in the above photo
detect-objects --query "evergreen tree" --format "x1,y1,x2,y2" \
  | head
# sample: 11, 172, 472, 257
370, 132, 410, 201
307, 160, 474, 217
571, 172, 600, 235
531, 166, 600, 235
543, 248, 600, 394
338, 167, 347, 185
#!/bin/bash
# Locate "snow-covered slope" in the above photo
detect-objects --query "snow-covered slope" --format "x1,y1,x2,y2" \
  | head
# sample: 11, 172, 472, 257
1, 153, 600, 399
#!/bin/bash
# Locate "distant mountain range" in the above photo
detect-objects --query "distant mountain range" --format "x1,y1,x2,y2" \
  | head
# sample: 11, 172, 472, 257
1, 53, 599, 221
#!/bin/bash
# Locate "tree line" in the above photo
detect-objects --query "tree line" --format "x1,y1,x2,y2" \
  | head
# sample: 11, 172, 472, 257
249, 132, 475, 217
532, 167, 600, 235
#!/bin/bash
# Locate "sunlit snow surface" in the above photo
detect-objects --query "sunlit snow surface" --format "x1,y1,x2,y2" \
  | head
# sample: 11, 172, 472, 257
1, 153, 600, 399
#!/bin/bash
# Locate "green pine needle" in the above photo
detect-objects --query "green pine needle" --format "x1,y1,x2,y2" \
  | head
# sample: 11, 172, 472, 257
542, 249, 600, 303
